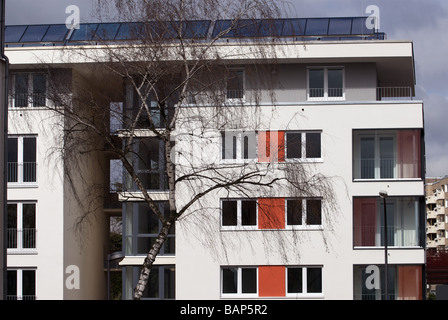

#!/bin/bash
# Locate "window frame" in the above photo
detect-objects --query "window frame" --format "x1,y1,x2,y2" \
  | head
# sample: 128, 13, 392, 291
353, 130, 398, 180
220, 199, 258, 230
307, 67, 345, 102
286, 266, 324, 298
285, 198, 323, 230
7, 135, 38, 186
7, 202, 37, 252
10, 73, 47, 108
285, 131, 322, 162
221, 130, 258, 162
221, 266, 258, 298
226, 68, 245, 102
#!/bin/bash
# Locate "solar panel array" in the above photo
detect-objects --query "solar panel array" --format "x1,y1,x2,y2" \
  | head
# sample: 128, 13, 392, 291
4, 17, 385, 47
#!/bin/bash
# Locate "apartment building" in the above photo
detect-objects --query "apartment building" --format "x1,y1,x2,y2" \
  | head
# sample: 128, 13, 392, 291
4, 16, 425, 300
426, 177, 448, 249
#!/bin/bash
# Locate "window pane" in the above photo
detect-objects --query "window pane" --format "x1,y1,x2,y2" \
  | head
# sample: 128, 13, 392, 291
164, 266, 176, 299
23, 204, 36, 248
307, 268, 322, 293
306, 133, 321, 158
15, 75, 28, 107
287, 267, 302, 293
360, 137, 375, 179
227, 70, 244, 99
143, 267, 159, 298
242, 268, 257, 293
32, 74, 46, 107
8, 138, 18, 162
241, 200, 257, 226
138, 203, 159, 234
7, 270, 17, 297
380, 137, 394, 179
309, 69, 324, 97
328, 69, 343, 97
22, 270, 36, 297
242, 133, 257, 159
222, 268, 238, 293
286, 133, 302, 159
23, 137, 37, 182
7, 204, 17, 248
306, 200, 322, 225
287, 200, 302, 225
222, 201, 237, 226
23, 137, 36, 163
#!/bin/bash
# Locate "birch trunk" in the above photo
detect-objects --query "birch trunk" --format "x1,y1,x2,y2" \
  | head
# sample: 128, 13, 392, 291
133, 221, 173, 300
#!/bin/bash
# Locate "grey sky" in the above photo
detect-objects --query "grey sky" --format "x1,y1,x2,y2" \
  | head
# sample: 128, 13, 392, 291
5, 0, 448, 177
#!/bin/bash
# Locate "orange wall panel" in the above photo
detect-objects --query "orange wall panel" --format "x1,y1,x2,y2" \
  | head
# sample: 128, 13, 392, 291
259, 266, 286, 297
258, 198, 285, 229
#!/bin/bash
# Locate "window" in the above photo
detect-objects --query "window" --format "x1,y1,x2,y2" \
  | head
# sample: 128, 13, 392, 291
10, 73, 46, 108
7, 203, 36, 251
221, 131, 257, 160
7, 269, 36, 300
221, 199, 257, 229
124, 265, 175, 300
353, 130, 422, 180
353, 265, 422, 300
8, 136, 37, 184
285, 132, 321, 160
221, 267, 257, 296
125, 138, 168, 191
123, 202, 175, 256
308, 67, 344, 101
226, 69, 244, 100
286, 199, 322, 228
353, 197, 421, 247
287, 267, 323, 295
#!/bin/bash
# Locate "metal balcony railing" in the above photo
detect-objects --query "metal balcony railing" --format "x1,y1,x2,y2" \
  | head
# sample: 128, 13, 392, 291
226, 89, 244, 100
9, 93, 46, 108
377, 87, 414, 101
7, 162, 37, 183
7, 228, 37, 249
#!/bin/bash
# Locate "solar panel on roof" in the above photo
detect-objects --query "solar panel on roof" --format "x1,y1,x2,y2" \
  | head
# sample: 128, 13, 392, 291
20, 25, 49, 42
305, 18, 329, 36
351, 17, 374, 35
42, 24, 69, 42
94, 23, 120, 41
5, 25, 27, 42
184, 20, 210, 39
115, 22, 144, 40
70, 23, 99, 41
328, 18, 352, 35
281, 19, 306, 37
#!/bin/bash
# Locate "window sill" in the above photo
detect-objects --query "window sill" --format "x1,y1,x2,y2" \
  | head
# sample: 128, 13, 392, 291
7, 249, 38, 255
7, 183, 38, 189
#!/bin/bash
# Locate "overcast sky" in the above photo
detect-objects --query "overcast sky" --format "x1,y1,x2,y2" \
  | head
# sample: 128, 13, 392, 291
5, 0, 448, 178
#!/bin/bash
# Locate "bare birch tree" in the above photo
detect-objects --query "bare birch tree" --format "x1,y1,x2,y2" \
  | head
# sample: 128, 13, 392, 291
41, 0, 339, 299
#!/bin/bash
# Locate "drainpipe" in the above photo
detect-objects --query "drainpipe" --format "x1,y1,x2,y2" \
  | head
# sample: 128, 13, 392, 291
0, 0, 8, 300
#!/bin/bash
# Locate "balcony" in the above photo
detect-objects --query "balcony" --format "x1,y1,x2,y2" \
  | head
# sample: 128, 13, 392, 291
353, 130, 422, 181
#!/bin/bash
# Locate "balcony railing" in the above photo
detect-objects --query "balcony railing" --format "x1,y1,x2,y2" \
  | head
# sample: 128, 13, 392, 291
7, 228, 37, 249
7, 162, 37, 183
377, 87, 414, 101
308, 88, 344, 100
6, 295, 36, 300
358, 158, 395, 179
354, 225, 419, 247
9, 93, 46, 108
226, 90, 244, 100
